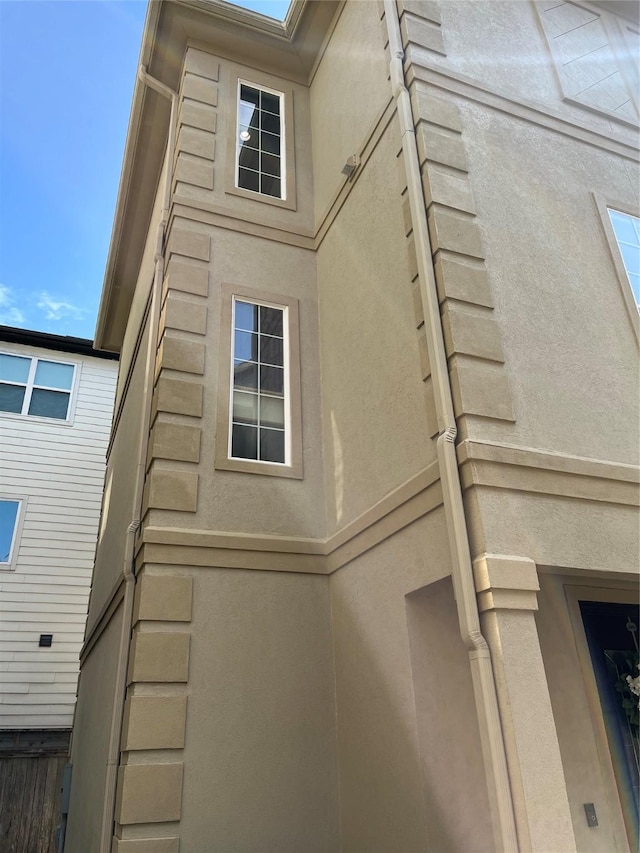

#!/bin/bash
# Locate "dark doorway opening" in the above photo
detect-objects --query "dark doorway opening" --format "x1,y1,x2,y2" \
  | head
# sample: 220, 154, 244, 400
580, 600, 639, 850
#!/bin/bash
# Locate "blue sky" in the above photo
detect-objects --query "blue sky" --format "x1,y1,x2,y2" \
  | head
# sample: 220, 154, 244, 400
0, 0, 290, 341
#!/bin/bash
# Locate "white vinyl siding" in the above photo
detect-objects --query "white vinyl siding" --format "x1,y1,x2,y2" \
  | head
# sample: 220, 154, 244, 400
0, 344, 116, 729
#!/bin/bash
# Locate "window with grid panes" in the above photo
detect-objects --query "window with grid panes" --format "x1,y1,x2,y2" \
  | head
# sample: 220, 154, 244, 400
608, 209, 640, 304
236, 82, 284, 199
0, 353, 75, 420
231, 299, 287, 464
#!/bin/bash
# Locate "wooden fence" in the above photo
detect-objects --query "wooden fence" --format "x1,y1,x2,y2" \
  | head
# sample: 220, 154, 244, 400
0, 731, 69, 853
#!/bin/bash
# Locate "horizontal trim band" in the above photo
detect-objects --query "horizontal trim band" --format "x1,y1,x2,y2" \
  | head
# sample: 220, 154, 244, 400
459, 440, 639, 506
407, 62, 639, 162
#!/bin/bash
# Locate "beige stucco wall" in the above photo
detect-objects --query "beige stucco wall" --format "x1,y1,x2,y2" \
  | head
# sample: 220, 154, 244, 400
536, 574, 634, 852
114, 155, 166, 412
329, 510, 491, 852
429, 0, 638, 146
87, 314, 150, 630
310, 0, 391, 223
65, 603, 123, 853
145, 228, 327, 539
458, 100, 639, 464
466, 487, 639, 574
315, 121, 434, 534
180, 567, 339, 852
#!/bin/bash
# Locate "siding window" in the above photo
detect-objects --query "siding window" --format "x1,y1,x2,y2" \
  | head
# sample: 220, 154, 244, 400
236, 82, 284, 200
608, 209, 640, 304
0, 354, 75, 420
0, 499, 21, 566
231, 298, 287, 464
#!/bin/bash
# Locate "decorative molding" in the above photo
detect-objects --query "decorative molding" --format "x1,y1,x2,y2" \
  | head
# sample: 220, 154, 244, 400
473, 553, 540, 613
458, 439, 640, 506
401, 77, 515, 430
138, 460, 442, 575
405, 63, 639, 162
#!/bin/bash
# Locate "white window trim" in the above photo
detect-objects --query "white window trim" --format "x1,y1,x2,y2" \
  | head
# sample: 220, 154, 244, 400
0, 495, 27, 571
592, 193, 640, 341
0, 351, 81, 426
228, 296, 291, 467
215, 284, 303, 479
235, 80, 286, 201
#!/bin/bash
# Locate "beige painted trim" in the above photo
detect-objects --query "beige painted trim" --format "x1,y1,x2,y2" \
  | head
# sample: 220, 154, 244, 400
224, 72, 297, 210
314, 96, 397, 247
214, 282, 303, 479
592, 192, 640, 341
171, 201, 315, 245
140, 460, 441, 573
406, 63, 640, 162
458, 439, 640, 506
563, 581, 638, 852
80, 576, 126, 663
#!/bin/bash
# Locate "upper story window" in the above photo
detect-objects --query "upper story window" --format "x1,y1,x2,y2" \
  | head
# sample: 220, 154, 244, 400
0, 353, 76, 420
0, 498, 22, 568
608, 209, 640, 304
231, 298, 287, 464
236, 82, 285, 200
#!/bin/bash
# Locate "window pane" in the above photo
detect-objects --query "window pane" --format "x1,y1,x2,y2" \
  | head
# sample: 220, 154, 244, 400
260, 365, 283, 395
235, 301, 258, 332
261, 111, 280, 136
628, 272, 640, 303
28, 389, 70, 419
261, 91, 280, 115
0, 383, 26, 413
240, 85, 260, 107
261, 131, 280, 156
609, 210, 637, 244
261, 395, 284, 428
232, 424, 258, 460
261, 153, 281, 178
238, 167, 260, 193
261, 174, 281, 198
0, 354, 30, 383
234, 359, 258, 391
260, 306, 283, 337
238, 128, 259, 151
234, 330, 258, 362
620, 242, 640, 276
260, 428, 285, 463
239, 146, 260, 171
260, 336, 283, 367
232, 391, 258, 425
34, 360, 74, 390
0, 500, 19, 563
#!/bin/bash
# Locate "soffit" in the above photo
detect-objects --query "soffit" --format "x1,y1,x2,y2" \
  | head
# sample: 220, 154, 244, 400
96, 0, 340, 352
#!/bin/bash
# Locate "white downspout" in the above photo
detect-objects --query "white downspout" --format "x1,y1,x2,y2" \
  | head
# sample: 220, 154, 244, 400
383, 2, 519, 849
99, 66, 177, 853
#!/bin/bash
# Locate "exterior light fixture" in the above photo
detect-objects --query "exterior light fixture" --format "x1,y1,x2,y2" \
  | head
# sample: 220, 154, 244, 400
341, 153, 360, 180
239, 130, 251, 142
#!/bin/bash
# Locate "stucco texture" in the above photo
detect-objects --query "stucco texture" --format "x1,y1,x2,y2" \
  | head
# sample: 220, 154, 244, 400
180, 567, 339, 852
459, 101, 639, 465
317, 121, 435, 535
65, 603, 123, 853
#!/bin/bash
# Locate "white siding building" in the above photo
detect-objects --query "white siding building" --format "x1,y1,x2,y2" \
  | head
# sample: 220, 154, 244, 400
0, 327, 117, 733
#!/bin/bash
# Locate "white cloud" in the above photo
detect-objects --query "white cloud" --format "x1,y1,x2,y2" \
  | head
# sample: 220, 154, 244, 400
0, 284, 26, 325
37, 291, 85, 321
